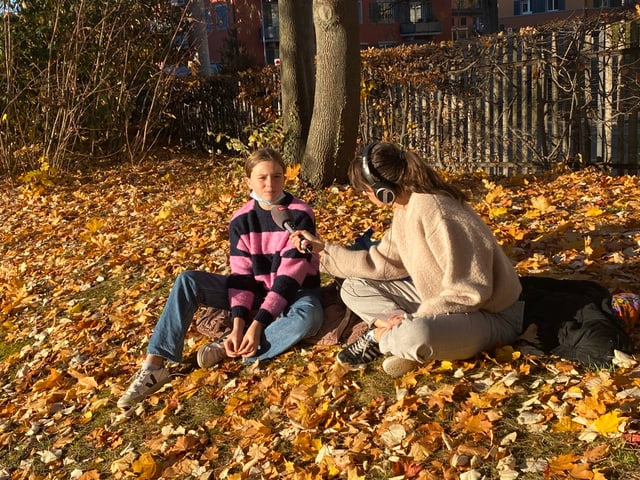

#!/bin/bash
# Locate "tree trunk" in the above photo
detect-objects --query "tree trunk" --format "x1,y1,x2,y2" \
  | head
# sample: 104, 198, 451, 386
189, 0, 212, 77
479, 0, 498, 35
303, 0, 360, 187
278, 0, 315, 164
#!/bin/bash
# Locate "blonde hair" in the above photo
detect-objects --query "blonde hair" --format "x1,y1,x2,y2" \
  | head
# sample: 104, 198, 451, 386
245, 148, 286, 177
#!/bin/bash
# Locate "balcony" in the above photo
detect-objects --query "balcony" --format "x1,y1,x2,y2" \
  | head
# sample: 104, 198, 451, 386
400, 21, 443, 36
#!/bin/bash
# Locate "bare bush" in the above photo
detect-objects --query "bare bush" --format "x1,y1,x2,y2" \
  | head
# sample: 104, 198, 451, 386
0, 0, 189, 174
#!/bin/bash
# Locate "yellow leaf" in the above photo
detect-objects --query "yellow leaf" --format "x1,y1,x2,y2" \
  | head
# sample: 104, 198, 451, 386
132, 453, 158, 479
80, 410, 93, 425
85, 217, 105, 233
489, 206, 508, 218
347, 468, 366, 480
593, 410, 627, 435
2, 320, 17, 332
553, 416, 582, 433
494, 345, 520, 362
67, 303, 83, 314
585, 206, 603, 217
438, 360, 454, 371
592, 468, 608, 480
156, 205, 172, 221
530, 195, 553, 212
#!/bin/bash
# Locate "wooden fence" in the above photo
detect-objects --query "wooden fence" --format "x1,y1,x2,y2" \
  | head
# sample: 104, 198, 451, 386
166, 13, 640, 175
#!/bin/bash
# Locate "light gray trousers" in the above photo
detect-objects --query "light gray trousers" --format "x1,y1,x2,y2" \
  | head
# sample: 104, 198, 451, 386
340, 277, 524, 363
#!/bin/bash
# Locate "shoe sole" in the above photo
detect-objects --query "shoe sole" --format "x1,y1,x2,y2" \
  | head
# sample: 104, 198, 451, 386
197, 347, 223, 369
335, 358, 369, 371
382, 358, 418, 378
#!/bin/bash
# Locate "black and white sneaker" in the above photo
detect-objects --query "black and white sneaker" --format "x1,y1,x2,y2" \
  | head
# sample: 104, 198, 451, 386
117, 366, 171, 409
336, 333, 382, 370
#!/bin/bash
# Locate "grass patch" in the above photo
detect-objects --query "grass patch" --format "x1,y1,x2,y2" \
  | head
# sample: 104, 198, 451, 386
0, 335, 28, 362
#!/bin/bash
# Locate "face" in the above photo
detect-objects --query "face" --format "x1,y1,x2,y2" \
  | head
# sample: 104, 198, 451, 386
246, 160, 285, 204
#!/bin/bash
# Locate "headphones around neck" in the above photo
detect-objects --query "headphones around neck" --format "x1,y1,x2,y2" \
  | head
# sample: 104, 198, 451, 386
361, 142, 397, 204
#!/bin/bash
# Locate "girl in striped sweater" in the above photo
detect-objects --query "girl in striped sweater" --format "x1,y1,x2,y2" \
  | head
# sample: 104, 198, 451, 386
118, 149, 322, 409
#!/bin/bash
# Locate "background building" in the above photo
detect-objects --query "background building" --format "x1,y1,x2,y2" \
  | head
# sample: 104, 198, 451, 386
202, 0, 454, 68
498, 0, 635, 32
187, 0, 637, 70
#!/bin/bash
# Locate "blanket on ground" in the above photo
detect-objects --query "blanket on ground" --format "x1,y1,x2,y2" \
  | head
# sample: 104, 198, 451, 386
194, 275, 637, 366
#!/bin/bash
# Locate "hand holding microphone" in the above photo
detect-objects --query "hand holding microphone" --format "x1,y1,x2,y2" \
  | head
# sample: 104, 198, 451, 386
271, 206, 313, 254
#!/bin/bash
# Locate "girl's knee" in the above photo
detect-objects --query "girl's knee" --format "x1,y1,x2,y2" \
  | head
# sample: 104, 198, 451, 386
175, 270, 197, 287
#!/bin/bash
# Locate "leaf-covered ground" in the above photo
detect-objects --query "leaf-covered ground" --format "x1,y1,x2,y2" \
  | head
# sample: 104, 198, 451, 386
1, 155, 640, 480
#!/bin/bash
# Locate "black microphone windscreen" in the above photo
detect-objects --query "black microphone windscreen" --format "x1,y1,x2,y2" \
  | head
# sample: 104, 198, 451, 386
271, 206, 294, 230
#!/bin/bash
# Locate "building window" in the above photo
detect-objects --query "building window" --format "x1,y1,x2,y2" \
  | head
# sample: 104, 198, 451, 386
460, 16, 467, 26
409, 2, 423, 22
547, 0, 559, 10
214, 4, 228, 30
521, 0, 531, 14
370, 1, 395, 23
453, 29, 469, 41
405, 1, 432, 22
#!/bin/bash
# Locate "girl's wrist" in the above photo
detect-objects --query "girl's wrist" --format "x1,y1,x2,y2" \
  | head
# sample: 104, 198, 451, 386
232, 317, 245, 330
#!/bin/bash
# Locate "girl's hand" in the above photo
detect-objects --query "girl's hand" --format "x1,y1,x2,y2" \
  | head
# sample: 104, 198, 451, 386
373, 313, 406, 331
384, 313, 405, 329
237, 321, 264, 358
290, 230, 325, 254
224, 319, 245, 357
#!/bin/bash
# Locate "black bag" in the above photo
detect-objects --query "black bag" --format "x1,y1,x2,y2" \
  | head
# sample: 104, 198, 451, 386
519, 276, 633, 366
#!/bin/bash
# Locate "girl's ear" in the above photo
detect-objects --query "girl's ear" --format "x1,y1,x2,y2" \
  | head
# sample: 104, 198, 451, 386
245, 177, 251, 188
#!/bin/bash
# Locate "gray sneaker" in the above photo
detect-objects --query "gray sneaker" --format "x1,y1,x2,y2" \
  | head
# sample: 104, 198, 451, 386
117, 366, 171, 409
382, 356, 419, 378
197, 342, 226, 368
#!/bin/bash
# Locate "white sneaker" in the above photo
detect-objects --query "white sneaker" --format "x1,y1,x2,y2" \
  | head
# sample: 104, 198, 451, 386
197, 342, 226, 368
117, 366, 171, 409
382, 356, 419, 378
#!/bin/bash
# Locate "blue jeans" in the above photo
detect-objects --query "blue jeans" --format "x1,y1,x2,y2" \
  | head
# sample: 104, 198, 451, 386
147, 270, 323, 363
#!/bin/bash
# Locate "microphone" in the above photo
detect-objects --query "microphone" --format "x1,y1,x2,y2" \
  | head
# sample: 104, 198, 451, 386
271, 206, 312, 254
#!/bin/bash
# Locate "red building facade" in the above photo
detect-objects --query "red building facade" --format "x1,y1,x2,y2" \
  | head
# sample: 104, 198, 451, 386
202, 0, 455, 68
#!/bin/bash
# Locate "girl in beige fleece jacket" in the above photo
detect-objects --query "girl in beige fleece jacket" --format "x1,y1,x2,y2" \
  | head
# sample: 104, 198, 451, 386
291, 142, 524, 377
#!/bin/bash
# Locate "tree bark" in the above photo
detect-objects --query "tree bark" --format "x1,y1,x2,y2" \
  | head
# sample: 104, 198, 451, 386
303, 0, 360, 187
278, 0, 315, 164
189, 0, 212, 77
479, 0, 498, 35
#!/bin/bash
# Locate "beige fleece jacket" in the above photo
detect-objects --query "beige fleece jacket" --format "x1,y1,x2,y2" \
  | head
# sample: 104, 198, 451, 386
320, 192, 522, 316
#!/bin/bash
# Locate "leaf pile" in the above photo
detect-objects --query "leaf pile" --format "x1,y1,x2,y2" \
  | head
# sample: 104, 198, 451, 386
1, 156, 640, 479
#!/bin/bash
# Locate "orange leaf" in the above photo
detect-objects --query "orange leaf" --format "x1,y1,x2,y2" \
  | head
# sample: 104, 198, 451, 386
569, 462, 594, 479
285, 164, 301, 182
548, 453, 578, 473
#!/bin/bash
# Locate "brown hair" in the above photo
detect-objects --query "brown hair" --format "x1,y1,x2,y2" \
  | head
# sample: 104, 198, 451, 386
244, 148, 286, 177
349, 142, 468, 202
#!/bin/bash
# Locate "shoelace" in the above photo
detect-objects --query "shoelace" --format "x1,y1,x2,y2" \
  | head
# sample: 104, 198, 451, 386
127, 368, 161, 390
347, 335, 376, 358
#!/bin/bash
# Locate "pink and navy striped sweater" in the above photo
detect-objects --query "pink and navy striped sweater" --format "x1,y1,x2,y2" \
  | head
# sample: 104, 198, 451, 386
227, 192, 320, 325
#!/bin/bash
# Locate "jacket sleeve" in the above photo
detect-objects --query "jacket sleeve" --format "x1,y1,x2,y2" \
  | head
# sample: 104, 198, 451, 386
321, 227, 409, 281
